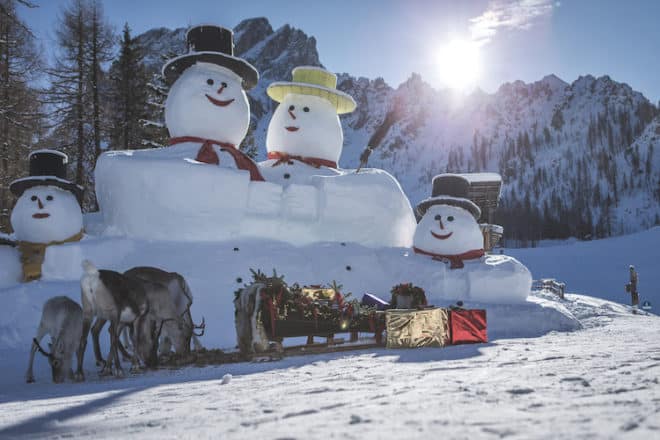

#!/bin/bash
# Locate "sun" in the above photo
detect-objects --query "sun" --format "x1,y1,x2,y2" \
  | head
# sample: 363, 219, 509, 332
436, 39, 481, 91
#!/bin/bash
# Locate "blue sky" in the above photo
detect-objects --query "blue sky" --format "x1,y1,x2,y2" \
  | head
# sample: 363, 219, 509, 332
18, 0, 660, 102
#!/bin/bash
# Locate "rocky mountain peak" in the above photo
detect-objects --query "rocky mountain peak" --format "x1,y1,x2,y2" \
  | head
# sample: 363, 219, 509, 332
234, 17, 274, 55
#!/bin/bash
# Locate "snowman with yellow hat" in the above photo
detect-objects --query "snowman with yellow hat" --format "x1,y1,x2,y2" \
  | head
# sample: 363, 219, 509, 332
257, 66, 417, 247
260, 66, 356, 184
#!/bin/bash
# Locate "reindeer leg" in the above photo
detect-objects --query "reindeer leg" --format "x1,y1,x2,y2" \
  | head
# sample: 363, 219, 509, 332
91, 318, 107, 367
75, 317, 92, 382
109, 321, 124, 378
129, 317, 143, 372
25, 326, 47, 383
118, 328, 133, 361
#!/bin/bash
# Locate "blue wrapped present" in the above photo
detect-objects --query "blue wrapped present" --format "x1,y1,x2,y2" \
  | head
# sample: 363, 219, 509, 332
361, 293, 390, 310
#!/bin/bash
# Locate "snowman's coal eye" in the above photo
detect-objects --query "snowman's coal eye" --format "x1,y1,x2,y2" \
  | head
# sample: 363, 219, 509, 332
303, 107, 310, 112
288, 105, 295, 111
434, 215, 441, 221
46, 195, 53, 201
207, 79, 214, 86
221, 82, 227, 88
31, 195, 37, 202
447, 216, 454, 222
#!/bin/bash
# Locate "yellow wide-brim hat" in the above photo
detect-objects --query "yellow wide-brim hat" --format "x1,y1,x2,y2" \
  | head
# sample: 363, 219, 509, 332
267, 66, 357, 114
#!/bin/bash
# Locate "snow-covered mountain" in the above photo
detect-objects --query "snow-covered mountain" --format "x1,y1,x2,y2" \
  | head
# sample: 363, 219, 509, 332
135, 18, 660, 246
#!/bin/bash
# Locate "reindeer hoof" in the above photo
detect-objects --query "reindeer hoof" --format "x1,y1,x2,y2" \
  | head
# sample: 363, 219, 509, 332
95, 359, 106, 367
114, 367, 125, 378
74, 371, 85, 382
99, 366, 113, 377
26, 375, 35, 384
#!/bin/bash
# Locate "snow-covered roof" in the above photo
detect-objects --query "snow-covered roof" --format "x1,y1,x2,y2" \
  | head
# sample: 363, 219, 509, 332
457, 172, 502, 183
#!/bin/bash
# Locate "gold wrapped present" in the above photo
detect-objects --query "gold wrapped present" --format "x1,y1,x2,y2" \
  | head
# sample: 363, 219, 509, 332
385, 308, 450, 348
301, 286, 336, 301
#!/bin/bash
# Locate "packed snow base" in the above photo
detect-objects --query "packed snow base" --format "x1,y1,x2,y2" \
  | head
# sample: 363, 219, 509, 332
0, 292, 657, 439
95, 149, 416, 247
0, 233, 537, 352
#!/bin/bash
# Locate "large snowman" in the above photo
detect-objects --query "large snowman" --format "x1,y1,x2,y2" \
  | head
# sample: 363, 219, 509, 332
8, 150, 83, 282
410, 174, 531, 302
162, 25, 263, 181
255, 66, 417, 247
94, 24, 264, 240
259, 66, 355, 184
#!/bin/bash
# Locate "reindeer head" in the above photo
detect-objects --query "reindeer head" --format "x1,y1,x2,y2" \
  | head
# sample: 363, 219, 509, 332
33, 338, 69, 383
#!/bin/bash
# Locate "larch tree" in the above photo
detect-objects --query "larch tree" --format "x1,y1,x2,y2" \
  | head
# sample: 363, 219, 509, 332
45, 0, 114, 210
0, 0, 43, 233
107, 23, 148, 150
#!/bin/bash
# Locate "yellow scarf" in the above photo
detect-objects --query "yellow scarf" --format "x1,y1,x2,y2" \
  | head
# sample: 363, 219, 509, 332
17, 230, 84, 282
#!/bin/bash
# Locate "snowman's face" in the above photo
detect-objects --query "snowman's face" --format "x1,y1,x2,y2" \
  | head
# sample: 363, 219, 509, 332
266, 94, 343, 163
165, 63, 249, 145
413, 204, 483, 256
11, 186, 83, 243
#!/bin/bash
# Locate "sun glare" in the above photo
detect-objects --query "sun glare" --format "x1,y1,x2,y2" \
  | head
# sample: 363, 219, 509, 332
437, 39, 481, 91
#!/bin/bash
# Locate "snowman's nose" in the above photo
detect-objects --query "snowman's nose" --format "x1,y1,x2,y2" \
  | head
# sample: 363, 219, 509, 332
434, 214, 445, 229
216, 83, 226, 94
36, 197, 44, 209
288, 109, 296, 120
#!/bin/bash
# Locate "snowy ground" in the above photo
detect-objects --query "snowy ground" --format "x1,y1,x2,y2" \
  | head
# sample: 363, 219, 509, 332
0, 228, 658, 438
506, 226, 660, 309
0, 291, 658, 439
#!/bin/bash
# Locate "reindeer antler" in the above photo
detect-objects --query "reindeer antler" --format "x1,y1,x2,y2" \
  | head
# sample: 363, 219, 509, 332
33, 338, 53, 358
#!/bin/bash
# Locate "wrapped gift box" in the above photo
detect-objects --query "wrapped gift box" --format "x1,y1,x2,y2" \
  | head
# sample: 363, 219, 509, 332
361, 293, 390, 310
449, 309, 487, 344
385, 308, 450, 348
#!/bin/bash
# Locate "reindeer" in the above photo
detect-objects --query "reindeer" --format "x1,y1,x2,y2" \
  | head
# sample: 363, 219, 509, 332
76, 260, 148, 380
123, 266, 205, 355
26, 296, 83, 383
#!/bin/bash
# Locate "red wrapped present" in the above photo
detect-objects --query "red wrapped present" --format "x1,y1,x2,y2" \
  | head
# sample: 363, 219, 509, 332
449, 309, 487, 344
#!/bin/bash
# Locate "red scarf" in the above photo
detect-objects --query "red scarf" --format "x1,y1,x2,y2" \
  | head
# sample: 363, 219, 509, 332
413, 247, 485, 269
169, 136, 264, 182
267, 151, 338, 169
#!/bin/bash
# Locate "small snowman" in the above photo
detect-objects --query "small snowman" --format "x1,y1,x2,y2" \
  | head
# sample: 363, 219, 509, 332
413, 174, 485, 269
259, 66, 356, 184
9, 150, 83, 281
162, 24, 263, 181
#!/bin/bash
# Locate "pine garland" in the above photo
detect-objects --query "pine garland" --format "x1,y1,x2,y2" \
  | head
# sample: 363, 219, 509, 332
390, 283, 427, 309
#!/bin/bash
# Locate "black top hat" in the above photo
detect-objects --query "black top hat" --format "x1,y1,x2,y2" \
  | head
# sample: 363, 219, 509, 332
162, 24, 259, 90
415, 174, 481, 222
9, 150, 83, 204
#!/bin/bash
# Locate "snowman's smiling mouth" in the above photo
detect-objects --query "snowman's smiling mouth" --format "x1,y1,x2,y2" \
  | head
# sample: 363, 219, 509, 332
285, 126, 299, 132
431, 230, 452, 240
32, 213, 50, 219
205, 94, 234, 107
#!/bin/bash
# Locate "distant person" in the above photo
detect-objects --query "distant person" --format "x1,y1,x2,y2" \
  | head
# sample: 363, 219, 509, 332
626, 265, 639, 311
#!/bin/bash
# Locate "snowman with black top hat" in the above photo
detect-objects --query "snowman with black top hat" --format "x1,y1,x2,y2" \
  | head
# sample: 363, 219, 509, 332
9, 150, 83, 282
162, 24, 263, 180
413, 174, 485, 269
411, 174, 532, 303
